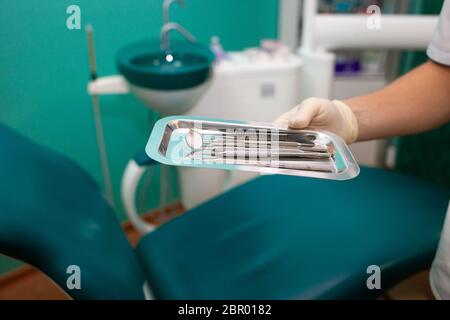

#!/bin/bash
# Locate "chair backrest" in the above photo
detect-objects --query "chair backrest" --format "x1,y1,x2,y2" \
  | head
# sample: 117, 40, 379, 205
0, 124, 146, 299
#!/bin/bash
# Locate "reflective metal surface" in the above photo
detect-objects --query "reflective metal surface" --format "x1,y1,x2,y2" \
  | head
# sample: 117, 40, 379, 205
146, 116, 360, 180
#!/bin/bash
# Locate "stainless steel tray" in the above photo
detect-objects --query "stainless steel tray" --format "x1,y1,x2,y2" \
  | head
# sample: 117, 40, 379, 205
146, 116, 360, 180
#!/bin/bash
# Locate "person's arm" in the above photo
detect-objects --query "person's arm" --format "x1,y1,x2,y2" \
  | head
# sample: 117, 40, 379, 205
275, 60, 450, 144
345, 60, 450, 141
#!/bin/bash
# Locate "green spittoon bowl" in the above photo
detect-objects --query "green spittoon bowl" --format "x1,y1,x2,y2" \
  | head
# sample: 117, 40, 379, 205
116, 40, 215, 114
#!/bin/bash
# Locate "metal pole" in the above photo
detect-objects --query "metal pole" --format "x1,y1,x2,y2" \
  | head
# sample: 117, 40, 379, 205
86, 24, 116, 209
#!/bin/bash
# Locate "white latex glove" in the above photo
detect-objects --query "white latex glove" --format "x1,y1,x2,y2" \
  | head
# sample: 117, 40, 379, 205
274, 97, 359, 144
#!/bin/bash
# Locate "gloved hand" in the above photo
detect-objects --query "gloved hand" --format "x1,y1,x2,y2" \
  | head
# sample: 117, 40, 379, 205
274, 97, 359, 144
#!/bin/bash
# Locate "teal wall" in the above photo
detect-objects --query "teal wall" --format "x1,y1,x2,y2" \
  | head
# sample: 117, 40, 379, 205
0, 0, 278, 274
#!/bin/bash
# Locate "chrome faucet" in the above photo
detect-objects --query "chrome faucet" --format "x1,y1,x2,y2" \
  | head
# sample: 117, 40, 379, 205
163, 0, 184, 25
160, 22, 196, 52
160, 0, 196, 52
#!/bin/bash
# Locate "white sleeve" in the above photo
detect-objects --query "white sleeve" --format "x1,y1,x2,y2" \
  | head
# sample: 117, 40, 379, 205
430, 201, 450, 300
427, 0, 450, 66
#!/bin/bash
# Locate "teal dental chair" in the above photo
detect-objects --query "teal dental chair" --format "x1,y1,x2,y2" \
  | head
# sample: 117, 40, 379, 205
0, 123, 448, 299
0, 124, 146, 299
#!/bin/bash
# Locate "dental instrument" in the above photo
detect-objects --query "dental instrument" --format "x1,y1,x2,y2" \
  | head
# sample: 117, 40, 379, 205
145, 116, 360, 180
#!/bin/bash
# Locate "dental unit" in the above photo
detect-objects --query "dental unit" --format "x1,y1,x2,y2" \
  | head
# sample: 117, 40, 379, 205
0, 0, 448, 301
87, 0, 305, 214
86, 0, 441, 220
84, 0, 441, 220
